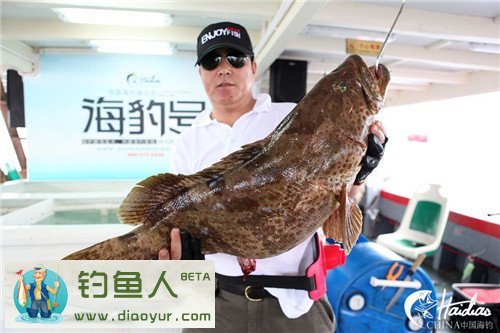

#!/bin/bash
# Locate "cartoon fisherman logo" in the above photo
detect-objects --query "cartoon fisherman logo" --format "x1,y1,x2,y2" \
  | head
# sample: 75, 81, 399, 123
14, 264, 68, 324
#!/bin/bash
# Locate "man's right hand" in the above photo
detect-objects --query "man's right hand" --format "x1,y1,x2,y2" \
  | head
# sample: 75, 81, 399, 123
158, 228, 182, 260
158, 228, 204, 260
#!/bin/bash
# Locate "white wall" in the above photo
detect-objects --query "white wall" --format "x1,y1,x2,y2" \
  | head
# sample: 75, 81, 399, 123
372, 91, 500, 221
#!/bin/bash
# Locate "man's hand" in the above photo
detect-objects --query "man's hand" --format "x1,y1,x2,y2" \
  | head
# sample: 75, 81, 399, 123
158, 228, 204, 260
158, 228, 182, 260
179, 230, 205, 260
369, 121, 386, 145
54, 281, 60, 288
354, 121, 387, 186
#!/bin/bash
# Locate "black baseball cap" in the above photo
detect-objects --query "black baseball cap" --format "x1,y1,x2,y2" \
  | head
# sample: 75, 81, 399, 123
196, 21, 254, 65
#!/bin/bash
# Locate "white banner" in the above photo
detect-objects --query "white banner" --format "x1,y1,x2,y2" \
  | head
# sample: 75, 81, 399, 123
4, 260, 214, 329
24, 53, 209, 180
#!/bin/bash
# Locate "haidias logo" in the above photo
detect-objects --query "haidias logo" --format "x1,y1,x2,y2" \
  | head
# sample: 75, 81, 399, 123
201, 26, 241, 44
14, 264, 68, 324
127, 73, 161, 85
404, 289, 493, 330
404, 290, 438, 328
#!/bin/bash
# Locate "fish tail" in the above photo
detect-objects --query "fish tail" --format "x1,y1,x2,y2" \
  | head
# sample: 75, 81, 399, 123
62, 225, 171, 260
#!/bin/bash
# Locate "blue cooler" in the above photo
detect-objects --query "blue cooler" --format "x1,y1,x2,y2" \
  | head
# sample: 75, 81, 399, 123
326, 237, 437, 333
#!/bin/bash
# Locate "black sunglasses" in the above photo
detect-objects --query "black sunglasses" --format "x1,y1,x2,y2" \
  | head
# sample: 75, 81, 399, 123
200, 50, 251, 71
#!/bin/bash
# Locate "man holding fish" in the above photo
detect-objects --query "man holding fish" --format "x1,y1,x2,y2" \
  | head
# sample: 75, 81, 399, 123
160, 22, 387, 332
17, 264, 59, 319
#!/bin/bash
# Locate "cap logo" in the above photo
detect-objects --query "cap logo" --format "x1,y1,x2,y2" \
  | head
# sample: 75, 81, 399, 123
201, 26, 241, 45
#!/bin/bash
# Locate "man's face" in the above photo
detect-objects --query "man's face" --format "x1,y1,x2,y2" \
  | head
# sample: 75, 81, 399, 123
34, 270, 45, 281
198, 48, 257, 107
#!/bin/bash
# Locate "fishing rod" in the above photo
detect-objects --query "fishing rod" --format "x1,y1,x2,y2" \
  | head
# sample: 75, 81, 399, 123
375, 0, 406, 71
53, 264, 60, 308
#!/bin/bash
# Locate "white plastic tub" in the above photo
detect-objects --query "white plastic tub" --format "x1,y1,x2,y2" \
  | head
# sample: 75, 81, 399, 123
1, 180, 137, 259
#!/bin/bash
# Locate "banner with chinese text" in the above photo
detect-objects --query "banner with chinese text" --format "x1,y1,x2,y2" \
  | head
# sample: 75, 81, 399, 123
4, 260, 215, 329
24, 53, 209, 180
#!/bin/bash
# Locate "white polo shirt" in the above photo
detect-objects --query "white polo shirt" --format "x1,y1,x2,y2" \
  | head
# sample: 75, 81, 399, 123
169, 93, 316, 318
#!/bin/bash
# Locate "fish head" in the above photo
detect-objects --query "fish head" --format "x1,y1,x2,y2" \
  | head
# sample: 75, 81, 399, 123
320, 54, 390, 145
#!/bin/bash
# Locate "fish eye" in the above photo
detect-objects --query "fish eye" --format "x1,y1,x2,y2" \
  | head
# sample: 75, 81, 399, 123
332, 82, 348, 93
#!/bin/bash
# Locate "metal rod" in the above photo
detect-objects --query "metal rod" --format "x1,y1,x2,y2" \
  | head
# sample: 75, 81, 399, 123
375, 0, 406, 69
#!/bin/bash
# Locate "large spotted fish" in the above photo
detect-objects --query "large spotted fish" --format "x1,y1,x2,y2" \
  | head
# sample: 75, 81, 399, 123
64, 55, 390, 260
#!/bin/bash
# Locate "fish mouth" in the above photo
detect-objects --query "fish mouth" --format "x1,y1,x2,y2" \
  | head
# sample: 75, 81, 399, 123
357, 76, 384, 113
348, 55, 390, 113
357, 79, 380, 111
371, 64, 391, 98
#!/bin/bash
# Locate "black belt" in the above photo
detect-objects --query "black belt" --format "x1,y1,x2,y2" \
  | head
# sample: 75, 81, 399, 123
217, 278, 275, 301
216, 273, 316, 302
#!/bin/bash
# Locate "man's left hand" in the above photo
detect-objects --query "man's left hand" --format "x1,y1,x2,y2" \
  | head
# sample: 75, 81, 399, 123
369, 121, 386, 145
354, 121, 387, 185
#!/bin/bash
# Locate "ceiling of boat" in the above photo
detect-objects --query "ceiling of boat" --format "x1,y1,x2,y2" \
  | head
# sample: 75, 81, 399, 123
1, 0, 499, 106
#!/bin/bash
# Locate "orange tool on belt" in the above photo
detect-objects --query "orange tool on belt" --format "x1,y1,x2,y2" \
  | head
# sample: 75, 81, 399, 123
382, 262, 404, 291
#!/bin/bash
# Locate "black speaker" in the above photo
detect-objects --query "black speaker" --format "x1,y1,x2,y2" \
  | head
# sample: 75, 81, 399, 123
269, 59, 307, 103
7, 69, 25, 128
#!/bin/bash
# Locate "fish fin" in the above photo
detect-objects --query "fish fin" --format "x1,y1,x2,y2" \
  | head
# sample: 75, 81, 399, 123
193, 137, 270, 181
322, 184, 363, 254
322, 184, 351, 243
118, 138, 269, 226
118, 173, 197, 225
343, 197, 363, 254
322, 202, 343, 244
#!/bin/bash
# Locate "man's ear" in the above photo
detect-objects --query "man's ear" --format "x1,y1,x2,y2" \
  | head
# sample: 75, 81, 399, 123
252, 60, 257, 75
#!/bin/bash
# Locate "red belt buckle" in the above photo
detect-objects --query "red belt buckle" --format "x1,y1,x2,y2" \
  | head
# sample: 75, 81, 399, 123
306, 234, 346, 300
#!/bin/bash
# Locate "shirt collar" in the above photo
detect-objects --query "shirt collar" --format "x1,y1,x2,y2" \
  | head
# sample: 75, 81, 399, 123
193, 93, 272, 128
